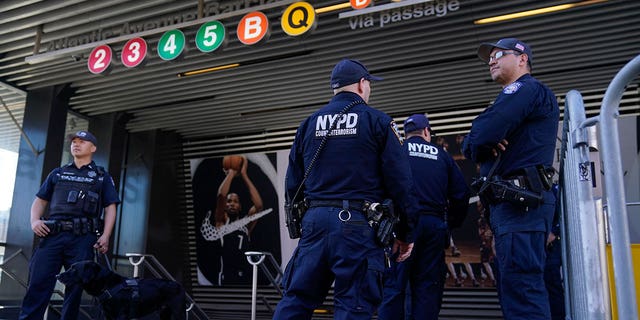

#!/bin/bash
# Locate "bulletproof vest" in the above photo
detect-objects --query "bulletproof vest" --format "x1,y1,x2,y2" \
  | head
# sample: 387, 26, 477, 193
49, 165, 104, 218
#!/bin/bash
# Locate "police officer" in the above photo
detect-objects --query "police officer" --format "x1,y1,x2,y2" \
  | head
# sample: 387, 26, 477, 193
20, 130, 120, 320
379, 114, 470, 320
273, 59, 417, 320
463, 38, 560, 319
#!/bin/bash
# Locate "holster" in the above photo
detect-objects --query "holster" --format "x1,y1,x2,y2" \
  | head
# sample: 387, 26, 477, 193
366, 199, 398, 247
488, 177, 543, 209
285, 200, 307, 239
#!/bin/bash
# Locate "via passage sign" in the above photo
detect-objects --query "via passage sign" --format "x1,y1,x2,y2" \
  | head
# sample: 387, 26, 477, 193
87, 44, 113, 74
157, 30, 186, 61
121, 37, 147, 68
196, 21, 226, 53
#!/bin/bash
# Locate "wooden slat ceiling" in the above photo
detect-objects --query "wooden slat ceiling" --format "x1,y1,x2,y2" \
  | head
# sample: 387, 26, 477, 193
1, 0, 639, 152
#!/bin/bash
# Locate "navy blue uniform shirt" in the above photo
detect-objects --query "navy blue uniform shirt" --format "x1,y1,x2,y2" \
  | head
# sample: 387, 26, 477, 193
462, 74, 559, 177
37, 161, 120, 217
405, 136, 469, 214
286, 92, 417, 240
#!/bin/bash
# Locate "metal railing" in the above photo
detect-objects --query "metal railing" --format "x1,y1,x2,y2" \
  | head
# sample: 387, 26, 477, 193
125, 253, 209, 320
245, 251, 284, 320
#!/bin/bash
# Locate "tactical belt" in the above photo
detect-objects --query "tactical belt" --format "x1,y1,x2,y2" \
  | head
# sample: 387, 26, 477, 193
43, 218, 95, 235
307, 200, 367, 212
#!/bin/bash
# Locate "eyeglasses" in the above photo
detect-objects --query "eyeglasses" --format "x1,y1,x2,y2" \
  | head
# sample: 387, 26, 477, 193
488, 50, 521, 63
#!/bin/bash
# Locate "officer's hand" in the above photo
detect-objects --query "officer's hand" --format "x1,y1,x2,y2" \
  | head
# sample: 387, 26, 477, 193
546, 232, 557, 247
392, 239, 414, 262
31, 220, 49, 238
94, 235, 109, 254
492, 139, 509, 157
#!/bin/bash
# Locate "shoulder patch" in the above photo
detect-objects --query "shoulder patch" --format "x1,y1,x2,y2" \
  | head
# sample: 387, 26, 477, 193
503, 81, 522, 94
390, 120, 403, 145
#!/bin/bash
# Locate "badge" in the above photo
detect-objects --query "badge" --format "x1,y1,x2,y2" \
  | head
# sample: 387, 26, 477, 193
88, 171, 97, 177
390, 120, 403, 145
503, 82, 522, 94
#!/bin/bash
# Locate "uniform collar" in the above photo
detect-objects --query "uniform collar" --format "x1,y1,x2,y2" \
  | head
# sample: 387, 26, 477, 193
65, 160, 97, 170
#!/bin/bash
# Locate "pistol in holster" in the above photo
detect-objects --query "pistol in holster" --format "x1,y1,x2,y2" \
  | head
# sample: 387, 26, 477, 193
285, 199, 307, 239
365, 199, 398, 247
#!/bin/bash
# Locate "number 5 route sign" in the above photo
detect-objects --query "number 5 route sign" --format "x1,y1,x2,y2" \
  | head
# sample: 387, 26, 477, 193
158, 30, 186, 61
88, 44, 113, 74
196, 21, 226, 53
121, 37, 148, 68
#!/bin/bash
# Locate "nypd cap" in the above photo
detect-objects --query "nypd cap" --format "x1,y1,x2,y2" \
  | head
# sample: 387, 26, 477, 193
70, 130, 97, 146
330, 59, 383, 89
404, 114, 431, 134
477, 38, 533, 66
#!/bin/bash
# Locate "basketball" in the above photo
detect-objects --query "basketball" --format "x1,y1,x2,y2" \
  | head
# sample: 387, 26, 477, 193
222, 155, 244, 171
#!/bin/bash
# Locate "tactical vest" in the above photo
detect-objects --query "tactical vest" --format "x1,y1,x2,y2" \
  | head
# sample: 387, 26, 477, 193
49, 165, 104, 218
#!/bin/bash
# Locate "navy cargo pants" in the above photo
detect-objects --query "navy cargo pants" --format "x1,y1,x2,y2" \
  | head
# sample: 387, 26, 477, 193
273, 206, 385, 320
20, 231, 96, 320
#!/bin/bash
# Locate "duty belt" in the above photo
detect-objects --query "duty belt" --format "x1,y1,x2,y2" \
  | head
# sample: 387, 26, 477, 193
307, 200, 367, 212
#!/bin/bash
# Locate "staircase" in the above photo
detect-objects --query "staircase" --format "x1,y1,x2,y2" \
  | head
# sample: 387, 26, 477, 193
192, 286, 503, 320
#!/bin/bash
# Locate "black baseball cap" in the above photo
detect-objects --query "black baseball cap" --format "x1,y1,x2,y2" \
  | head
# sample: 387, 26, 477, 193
330, 59, 383, 89
477, 38, 533, 66
69, 130, 97, 146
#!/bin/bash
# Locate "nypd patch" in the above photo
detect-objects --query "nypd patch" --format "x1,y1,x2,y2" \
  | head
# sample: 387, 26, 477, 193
390, 121, 403, 145
503, 82, 522, 94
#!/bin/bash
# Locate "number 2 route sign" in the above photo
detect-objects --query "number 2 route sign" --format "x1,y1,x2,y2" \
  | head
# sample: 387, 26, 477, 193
87, 44, 113, 74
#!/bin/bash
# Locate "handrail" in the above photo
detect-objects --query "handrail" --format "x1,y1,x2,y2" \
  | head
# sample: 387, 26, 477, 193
245, 251, 284, 319
598, 54, 640, 320
125, 253, 209, 320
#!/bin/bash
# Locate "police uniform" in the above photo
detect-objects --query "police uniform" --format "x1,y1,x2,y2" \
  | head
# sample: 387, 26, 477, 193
463, 39, 560, 320
379, 115, 470, 320
274, 60, 417, 319
20, 161, 120, 320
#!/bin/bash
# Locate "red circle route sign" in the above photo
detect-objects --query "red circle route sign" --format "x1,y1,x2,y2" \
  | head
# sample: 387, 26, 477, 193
121, 37, 147, 68
87, 44, 113, 74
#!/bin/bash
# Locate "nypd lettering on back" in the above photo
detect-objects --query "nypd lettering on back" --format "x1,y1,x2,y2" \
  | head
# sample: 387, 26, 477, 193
315, 113, 358, 137
408, 142, 438, 160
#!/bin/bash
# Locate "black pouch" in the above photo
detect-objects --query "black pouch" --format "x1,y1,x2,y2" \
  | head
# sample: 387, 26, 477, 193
43, 220, 60, 235
83, 191, 99, 215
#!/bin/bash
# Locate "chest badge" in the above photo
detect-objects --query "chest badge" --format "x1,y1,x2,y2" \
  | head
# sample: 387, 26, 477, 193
503, 82, 522, 94
88, 171, 97, 178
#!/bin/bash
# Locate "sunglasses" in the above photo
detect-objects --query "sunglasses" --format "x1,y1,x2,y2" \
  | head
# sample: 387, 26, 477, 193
488, 50, 522, 63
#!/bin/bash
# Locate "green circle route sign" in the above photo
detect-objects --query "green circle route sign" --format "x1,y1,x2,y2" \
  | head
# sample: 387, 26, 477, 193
157, 29, 185, 60
196, 21, 225, 53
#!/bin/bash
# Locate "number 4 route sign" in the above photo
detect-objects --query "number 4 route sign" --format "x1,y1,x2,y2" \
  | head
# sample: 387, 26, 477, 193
158, 29, 186, 61
87, 44, 113, 74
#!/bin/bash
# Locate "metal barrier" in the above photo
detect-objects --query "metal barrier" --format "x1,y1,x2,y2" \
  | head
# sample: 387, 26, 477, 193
561, 53, 640, 319
125, 253, 209, 320
561, 90, 611, 319
598, 54, 640, 320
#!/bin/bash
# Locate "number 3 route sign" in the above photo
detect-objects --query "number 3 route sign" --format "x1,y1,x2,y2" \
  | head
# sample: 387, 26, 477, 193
121, 37, 148, 68
87, 44, 113, 74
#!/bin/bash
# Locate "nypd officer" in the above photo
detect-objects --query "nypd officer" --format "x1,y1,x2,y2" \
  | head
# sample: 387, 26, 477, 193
20, 130, 120, 320
463, 38, 559, 319
273, 59, 417, 320
379, 114, 470, 320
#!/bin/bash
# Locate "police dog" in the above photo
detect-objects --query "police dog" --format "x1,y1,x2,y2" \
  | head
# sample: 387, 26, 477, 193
57, 260, 186, 320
